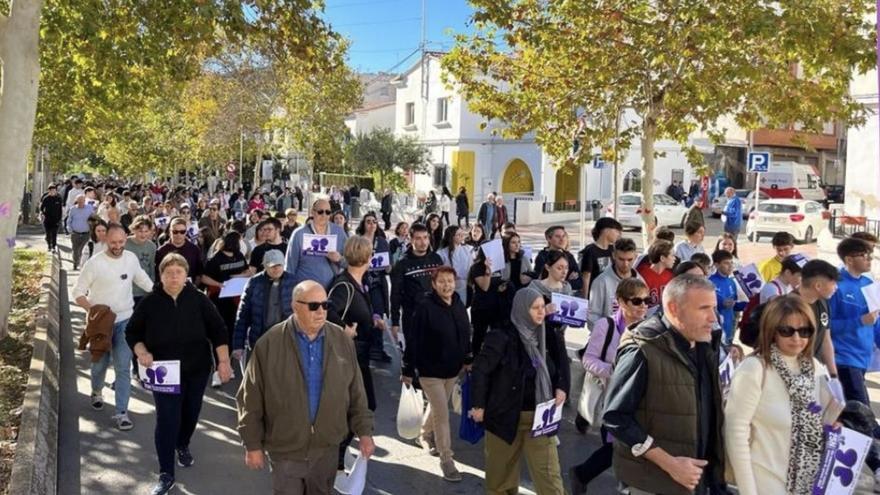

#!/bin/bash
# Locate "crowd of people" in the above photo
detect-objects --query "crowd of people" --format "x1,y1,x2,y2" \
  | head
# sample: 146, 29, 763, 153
43, 173, 880, 495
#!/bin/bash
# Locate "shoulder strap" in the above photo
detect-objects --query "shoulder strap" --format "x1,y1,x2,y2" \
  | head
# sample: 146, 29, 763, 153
771, 280, 783, 295
600, 316, 616, 362
328, 281, 355, 322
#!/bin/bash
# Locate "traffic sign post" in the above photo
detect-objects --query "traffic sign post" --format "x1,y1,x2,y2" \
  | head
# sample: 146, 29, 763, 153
747, 152, 771, 242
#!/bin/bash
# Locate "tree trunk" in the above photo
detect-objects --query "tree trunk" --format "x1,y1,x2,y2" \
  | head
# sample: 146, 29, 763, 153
640, 115, 657, 248
0, 0, 43, 338
253, 138, 265, 192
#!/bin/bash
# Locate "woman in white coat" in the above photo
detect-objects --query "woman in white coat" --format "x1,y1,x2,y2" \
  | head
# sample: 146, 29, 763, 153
725, 295, 838, 495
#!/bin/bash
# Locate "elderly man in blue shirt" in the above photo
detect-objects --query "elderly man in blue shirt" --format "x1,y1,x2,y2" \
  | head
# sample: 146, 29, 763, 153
66, 193, 95, 269
721, 187, 743, 241
284, 198, 348, 289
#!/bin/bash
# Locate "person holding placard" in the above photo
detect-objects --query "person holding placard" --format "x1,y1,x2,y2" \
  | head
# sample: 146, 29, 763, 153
469, 288, 568, 494
603, 274, 726, 495
126, 253, 232, 495
570, 278, 650, 495
725, 295, 841, 495
356, 212, 393, 363
465, 222, 486, 248
285, 198, 348, 289
401, 267, 472, 482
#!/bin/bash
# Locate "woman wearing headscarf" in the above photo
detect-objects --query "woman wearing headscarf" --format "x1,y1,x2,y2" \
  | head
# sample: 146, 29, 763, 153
469, 288, 569, 494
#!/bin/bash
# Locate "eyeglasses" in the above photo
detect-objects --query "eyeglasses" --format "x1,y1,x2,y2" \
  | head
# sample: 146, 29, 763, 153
314, 209, 332, 216
777, 325, 814, 338
297, 300, 329, 311
625, 297, 651, 306
171, 230, 187, 235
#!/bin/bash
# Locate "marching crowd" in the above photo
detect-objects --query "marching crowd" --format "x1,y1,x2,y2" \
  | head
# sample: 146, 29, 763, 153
38, 175, 880, 495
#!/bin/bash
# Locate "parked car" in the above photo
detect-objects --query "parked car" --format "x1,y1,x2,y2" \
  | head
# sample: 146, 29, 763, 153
604, 192, 689, 230
711, 190, 770, 219
746, 199, 830, 244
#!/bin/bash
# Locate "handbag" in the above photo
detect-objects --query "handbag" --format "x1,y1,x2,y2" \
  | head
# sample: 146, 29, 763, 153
458, 373, 485, 444
576, 317, 615, 428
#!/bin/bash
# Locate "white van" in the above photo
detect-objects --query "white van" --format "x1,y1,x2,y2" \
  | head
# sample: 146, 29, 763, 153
759, 161, 826, 203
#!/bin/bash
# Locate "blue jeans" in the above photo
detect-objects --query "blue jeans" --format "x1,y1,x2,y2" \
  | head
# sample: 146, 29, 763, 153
90, 319, 133, 414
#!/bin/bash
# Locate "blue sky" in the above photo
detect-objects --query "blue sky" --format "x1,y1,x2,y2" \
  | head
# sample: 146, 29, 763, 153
321, 0, 475, 73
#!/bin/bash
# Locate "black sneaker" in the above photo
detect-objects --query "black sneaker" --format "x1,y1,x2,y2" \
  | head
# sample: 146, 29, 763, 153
151, 473, 175, 495
176, 447, 194, 468
575, 414, 589, 435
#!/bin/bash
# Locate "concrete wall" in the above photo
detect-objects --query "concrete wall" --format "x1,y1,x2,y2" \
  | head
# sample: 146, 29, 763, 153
9, 252, 61, 495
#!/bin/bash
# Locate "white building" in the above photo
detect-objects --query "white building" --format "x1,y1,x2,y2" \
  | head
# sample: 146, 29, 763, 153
344, 101, 396, 136
845, 69, 880, 219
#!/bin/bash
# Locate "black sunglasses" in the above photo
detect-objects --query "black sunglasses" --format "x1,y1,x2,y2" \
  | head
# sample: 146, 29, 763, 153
171, 230, 187, 235
777, 325, 814, 338
297, 300, 329, 311
626, 297, 651, 306
314, 209, 332, 216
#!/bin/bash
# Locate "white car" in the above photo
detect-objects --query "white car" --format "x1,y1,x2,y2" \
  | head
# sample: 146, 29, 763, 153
711, 190, 769, 219
746, 199, 829, 244
604, 193, 689, 230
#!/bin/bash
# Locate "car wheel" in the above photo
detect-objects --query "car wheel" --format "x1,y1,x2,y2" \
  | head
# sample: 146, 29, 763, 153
711, 212, 720, 219
748, 232, 758, 242
802, 226, 814, 244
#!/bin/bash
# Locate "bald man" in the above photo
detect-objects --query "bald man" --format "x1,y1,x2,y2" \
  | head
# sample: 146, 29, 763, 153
237, 281, 374, 495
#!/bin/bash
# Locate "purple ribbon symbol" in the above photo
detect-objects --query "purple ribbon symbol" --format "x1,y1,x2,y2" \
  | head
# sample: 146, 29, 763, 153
145, 366, 168, 385
310, 237, 329, 252
559, 300, 579, 317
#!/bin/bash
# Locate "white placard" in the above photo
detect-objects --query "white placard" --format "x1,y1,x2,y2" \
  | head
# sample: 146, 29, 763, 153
812, 425, 873, 495
219, 277, 249, 298
369, 251, 390, 271
733, 263, 764, 299
154, 216, 170, 229
303, 233, 338, 257
138, 360, 181, 394
522, 245, 534, 263
861, 282, 880, 313
548, 293, 589, 328
719, 355, 736, 402
790, 253, 810, 268
531, 398, 563, 437
481, 239, 505, 273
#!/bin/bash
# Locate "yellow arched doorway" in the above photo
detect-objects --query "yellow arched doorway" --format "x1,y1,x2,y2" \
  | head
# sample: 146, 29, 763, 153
555, 166, 580, 203
500, 159, 535, 194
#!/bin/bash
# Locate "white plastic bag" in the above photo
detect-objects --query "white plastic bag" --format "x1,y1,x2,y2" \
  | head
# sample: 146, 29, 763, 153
396, 383, 424, 439
576, 371, 607, 427
334, 452, 368, 495
451, 380, 462, 415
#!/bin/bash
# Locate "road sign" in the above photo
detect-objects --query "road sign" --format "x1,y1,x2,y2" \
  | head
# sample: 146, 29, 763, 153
747, 152, 771, 173
593, 155, 606, 169
226, 163, 236, 173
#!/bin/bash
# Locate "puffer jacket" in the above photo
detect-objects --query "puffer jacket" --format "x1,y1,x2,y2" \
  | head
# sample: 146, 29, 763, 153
232, 271, 296, 351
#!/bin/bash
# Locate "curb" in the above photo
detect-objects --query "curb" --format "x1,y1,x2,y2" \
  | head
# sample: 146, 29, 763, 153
8, 252, 61, 495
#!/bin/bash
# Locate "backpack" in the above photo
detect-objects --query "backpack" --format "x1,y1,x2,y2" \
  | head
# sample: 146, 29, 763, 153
738, 280, 781, 347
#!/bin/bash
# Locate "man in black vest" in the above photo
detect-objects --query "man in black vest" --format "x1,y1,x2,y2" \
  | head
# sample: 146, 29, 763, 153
603, 274, 726, 495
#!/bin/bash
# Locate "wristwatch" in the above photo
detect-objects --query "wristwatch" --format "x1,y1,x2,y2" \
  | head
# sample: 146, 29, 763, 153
631, 436, 654, 457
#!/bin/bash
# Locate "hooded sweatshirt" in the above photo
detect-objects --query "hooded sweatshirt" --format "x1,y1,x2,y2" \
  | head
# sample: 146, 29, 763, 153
588, 264, 644, 327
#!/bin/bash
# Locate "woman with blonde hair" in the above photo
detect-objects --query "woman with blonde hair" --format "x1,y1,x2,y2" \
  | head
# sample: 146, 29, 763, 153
725, 295, 838, 495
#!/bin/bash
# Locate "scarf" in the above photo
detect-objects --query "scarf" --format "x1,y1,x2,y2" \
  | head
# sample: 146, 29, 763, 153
511, 288, 553, 405
769, 344, 823, 493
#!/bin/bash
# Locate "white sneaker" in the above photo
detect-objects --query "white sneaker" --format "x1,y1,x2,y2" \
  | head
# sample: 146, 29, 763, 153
211, 371, 222, 388
112, 412, 133, 431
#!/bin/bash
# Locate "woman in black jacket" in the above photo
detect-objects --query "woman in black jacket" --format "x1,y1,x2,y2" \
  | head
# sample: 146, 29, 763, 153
469, 287, 568, 494
126, 253, 232, 495
327, 235, 380, 469
356, 213, 392, 362
401, 266, 472, 483
455, 186, 469, 227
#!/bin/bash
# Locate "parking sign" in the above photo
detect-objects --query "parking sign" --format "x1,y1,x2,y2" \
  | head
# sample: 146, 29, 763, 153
593, 155, 606, 169
747, 152, 771, 173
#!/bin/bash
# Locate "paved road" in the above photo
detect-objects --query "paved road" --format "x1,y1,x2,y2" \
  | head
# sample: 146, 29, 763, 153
7, 216, 841, 495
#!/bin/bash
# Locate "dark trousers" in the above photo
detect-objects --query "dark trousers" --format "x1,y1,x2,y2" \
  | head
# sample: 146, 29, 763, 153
471, 309, 492, 357
339, 342, 376, 466
838, 365, 880, 445
574, 427, 613, 484
44, 221, 59, 249
382, 211, 391, 231
457, 214, 469, 227
71, 231, 89, 268
153, 371, 210, 477
440, 211, 450, 226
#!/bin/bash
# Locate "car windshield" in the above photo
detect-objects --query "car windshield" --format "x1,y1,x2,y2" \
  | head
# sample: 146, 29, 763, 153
736, 190, 749, 198
758, 203, 798, 214
620, 195, 641, 205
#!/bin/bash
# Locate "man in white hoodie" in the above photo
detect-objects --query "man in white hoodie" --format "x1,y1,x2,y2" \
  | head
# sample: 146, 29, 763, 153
588, 237, 643, 327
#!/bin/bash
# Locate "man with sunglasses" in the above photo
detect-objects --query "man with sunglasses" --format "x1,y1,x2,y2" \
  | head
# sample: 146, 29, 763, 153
237, 280, 374, 495
284, 199, 348, 289
198, 200, 224, 241
155, 217, 204, 284
829, 237, 880, 437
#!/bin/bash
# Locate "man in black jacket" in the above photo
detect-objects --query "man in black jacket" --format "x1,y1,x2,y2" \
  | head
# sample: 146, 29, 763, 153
380, 189, 393, 231
390, 223, 443, 346
40, 184, 63, 252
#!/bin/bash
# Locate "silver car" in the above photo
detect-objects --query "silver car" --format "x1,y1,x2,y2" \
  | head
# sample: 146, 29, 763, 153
711, 189, 768, 219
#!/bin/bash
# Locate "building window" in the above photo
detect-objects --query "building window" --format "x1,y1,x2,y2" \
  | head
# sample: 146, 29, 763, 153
405, 102, 415, 126
436, 97, 448, 123
433, 165, 448, 188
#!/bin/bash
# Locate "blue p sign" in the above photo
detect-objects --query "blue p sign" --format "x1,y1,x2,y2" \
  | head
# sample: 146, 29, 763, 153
747, 152, 771, 173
